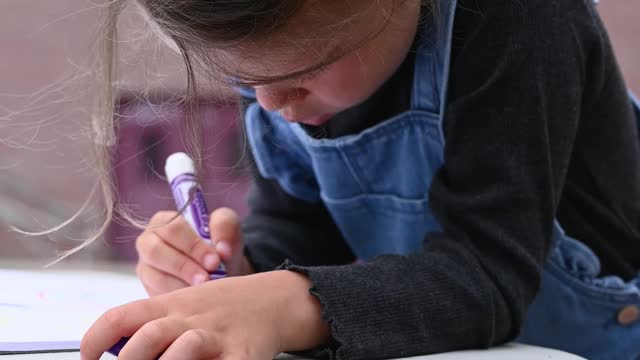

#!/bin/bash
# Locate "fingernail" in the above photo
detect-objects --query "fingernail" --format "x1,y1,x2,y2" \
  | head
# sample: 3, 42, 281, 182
192, 273, 206, 285
216, 242, 231, 255
204, 254, 218, 270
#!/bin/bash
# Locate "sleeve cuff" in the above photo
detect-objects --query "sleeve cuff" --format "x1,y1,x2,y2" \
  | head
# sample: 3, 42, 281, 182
278, 259, 345, 360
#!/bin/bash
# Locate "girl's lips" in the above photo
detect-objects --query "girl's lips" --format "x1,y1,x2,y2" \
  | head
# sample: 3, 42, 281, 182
296, 113, 333, 126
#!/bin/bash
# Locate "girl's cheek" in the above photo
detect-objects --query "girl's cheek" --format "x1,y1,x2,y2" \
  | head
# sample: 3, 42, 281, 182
306, 49, 390, 110
313, 72, 376, 109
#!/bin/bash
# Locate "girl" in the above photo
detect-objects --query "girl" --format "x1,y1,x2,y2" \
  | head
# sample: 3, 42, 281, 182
81, 0, 640, 359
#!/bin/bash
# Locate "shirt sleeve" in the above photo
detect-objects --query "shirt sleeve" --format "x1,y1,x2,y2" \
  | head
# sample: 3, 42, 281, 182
279, 0, 597, 358
242, 159, 356, 273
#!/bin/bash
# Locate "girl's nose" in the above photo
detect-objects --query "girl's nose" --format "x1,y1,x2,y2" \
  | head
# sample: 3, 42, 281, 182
255, 86, 309, 112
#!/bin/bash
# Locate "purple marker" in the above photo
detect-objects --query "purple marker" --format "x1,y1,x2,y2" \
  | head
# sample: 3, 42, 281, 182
107, 152, 226, 358
164, 152, 226, 280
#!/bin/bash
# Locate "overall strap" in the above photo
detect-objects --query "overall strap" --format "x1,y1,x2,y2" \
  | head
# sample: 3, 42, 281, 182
410, 0, 458, 146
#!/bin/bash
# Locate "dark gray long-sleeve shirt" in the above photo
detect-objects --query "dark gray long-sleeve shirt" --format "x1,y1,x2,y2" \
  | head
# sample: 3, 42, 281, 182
241, 0, 640, 358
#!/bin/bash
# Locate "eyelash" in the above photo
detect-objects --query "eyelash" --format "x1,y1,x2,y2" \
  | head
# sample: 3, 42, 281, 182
301, 66, 329, 81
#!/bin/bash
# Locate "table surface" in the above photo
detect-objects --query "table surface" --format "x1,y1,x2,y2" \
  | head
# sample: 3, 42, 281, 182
0, 262, 586, 360
0, 344, 586, 359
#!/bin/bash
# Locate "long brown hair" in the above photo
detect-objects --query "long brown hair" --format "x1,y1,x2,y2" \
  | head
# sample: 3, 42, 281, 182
45, 0, 421, 264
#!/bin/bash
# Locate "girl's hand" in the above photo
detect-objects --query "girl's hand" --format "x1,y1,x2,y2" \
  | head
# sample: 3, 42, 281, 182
136, 208, 254, 296
80, 271, 330, 360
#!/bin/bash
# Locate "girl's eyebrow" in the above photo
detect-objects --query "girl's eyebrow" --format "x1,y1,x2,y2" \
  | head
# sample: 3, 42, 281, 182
285, 45, 350, 78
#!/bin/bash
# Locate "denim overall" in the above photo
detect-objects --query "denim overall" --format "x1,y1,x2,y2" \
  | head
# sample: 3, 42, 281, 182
244, 0, 640, 357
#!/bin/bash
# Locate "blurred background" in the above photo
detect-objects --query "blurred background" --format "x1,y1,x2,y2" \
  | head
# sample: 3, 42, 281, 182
0, 0, 639, 267
0, 0, 252, 266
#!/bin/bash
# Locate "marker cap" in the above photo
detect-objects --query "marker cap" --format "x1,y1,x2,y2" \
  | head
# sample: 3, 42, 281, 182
165, 152, 196, 183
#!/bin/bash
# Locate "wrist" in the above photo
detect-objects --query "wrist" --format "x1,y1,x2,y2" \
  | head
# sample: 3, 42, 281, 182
269, 270, 330, 353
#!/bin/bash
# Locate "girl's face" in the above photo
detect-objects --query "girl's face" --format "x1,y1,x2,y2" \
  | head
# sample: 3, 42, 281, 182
241, 0, 422, 126
153, 0, 422, 126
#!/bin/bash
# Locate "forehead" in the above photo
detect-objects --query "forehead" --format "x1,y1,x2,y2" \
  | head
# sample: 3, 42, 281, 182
215, 0, 395, 80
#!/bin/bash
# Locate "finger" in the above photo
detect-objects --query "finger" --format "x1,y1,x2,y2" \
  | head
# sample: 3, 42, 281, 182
136, 263, 190, 297
137, 231, 213, 286
209, 208, 241, 260
148, 211, 220, 272
118, 317, 189, 360
159, 329, 222, 360
219, 352, 252, 360
80, 299, 168, 360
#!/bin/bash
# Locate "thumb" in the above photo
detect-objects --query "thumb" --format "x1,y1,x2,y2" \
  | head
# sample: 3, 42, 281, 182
208, 207, 242, 262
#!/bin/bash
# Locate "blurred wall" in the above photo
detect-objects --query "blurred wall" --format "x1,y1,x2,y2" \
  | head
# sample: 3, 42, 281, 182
0, 0, 638, 263
0, 0, 186, 263
600, 2, 640, 92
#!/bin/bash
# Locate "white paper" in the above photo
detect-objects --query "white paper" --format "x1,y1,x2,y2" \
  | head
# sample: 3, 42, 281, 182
0, 269, 147, 353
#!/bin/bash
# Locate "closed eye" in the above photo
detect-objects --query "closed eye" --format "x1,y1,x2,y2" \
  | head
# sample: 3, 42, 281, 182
300, 65, 330, 82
